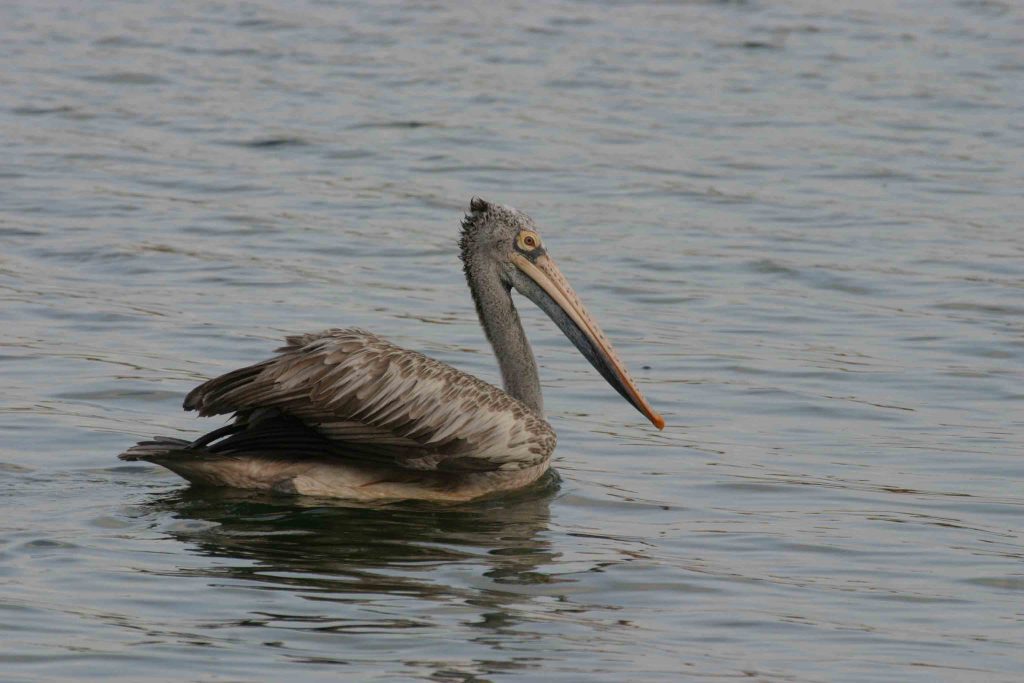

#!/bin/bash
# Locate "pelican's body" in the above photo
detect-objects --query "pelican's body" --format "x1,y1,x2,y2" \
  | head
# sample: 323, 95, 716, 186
120, 199, 662, 502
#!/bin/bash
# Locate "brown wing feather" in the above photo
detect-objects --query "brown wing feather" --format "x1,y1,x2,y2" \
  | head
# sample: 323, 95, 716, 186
183, 329, 556, 471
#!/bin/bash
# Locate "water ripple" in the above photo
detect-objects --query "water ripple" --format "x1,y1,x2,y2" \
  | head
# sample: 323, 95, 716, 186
1, 0, 1022, 680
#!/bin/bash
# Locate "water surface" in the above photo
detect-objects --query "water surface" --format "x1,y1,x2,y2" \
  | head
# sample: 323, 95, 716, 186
1, 1, 1023, 681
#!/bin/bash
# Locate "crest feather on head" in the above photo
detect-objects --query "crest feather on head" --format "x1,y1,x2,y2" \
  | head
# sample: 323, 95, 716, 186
459, 196, 492, 258
469, 196, 490, 214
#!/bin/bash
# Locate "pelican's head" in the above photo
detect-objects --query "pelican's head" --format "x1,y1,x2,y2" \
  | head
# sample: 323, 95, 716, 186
459, 197, 664, 430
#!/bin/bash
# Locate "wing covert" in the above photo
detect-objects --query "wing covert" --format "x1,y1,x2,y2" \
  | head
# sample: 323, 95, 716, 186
183, 329, 555, 471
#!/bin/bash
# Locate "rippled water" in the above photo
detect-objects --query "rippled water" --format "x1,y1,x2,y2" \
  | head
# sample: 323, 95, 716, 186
2, 1, 1023, 681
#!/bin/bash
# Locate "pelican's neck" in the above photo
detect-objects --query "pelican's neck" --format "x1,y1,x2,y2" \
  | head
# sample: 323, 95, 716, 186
467, 267, 544, 415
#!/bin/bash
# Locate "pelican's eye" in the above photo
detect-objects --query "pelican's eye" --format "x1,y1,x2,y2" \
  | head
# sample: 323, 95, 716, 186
517, 231, 541, 251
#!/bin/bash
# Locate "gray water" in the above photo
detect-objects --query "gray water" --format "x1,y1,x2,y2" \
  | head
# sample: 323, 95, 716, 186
1, 1, 1022, 681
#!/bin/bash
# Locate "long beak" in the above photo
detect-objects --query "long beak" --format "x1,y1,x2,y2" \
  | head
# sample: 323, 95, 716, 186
511, 252, 665, 430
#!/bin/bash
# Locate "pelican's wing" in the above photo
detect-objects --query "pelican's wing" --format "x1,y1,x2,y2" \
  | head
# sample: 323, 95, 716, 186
183, 329, 555, 471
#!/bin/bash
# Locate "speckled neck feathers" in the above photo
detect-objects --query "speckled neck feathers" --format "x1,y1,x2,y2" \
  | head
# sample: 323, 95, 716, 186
459, 199, 544, 415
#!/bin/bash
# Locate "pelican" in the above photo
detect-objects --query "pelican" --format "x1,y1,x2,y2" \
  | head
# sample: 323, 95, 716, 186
120, 198, 663, 502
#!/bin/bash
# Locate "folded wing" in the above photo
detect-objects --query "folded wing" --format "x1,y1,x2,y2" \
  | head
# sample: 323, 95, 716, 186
183, 329, 555, 471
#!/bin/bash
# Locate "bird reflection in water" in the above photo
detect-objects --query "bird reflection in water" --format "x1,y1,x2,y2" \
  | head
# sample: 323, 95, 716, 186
138, 468, 561, 615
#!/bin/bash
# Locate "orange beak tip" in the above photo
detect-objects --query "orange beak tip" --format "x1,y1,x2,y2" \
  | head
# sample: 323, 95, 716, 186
651, 413, 665, 430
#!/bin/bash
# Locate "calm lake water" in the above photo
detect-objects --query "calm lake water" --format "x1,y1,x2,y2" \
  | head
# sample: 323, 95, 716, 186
2, 1, 1022, 681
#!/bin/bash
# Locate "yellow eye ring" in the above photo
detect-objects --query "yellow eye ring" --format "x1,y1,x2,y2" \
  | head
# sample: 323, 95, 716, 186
518, 231, 540, 251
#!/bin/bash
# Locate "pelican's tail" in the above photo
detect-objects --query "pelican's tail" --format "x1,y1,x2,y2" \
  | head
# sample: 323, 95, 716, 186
118, 437, 193, 463
117, 419, 343, 491
118, 435, 254, 489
